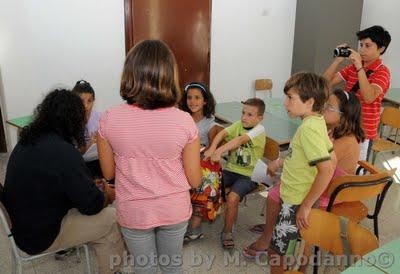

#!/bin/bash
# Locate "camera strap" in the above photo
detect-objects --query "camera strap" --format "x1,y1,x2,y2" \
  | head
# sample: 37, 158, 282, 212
349, 69, 374, 93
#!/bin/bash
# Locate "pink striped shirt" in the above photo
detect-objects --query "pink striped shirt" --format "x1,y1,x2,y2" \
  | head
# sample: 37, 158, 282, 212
98, 104, 198, 229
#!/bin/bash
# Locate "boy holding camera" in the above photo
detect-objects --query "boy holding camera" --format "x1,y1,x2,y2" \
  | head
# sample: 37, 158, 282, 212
324, 25, 391, 161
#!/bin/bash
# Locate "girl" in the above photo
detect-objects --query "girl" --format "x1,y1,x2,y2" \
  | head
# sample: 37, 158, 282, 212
180, 82, 219, 148
180, 83, 222, 243
72, 80, 102, 177
243, 88, 364, 260
72, 80, 100, 152
97, 40, 202, 274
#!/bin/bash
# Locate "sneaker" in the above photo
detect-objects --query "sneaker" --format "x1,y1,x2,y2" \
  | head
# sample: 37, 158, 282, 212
54, 247, 76, 261
183, 231, 204, 244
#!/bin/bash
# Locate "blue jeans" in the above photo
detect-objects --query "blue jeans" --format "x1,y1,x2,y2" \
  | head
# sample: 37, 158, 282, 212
121, 221, 188, 274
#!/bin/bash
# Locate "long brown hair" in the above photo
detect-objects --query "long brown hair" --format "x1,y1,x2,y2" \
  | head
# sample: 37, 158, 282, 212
120, 40, 181, 109
332, 89, 365, 143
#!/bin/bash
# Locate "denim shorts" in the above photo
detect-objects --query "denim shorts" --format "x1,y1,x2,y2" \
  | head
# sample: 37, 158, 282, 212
222, 170, 258, 201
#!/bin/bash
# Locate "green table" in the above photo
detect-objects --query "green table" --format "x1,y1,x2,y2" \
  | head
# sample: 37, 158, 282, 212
342, 238, 400, 273
6, 115, 33, 129
216, 99, 300, 145
383, 88, 400, 106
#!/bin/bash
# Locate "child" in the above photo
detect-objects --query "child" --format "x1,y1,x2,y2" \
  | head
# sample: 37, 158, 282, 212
180, 82, 222, 243
180, 82, 220, 148
204, 98, 266, 249
243, 88, 363, 261
264, 72, 335, 274
97, 40, 202, 274
72, 80, 102, 178
72, 80, 101, 152
324, 25, 391, 161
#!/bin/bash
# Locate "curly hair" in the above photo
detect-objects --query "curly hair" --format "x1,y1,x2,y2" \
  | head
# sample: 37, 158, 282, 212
180, 82, 216, 118
331, 89, 365, 143
19, 89, 86, 146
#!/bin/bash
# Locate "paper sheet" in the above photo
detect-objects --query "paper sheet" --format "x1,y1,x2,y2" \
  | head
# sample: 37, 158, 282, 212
251, 159, 280, 186
83, 143, 98, 162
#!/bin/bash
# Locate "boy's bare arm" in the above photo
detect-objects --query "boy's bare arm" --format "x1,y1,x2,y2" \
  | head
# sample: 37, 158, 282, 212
210, 134, 250, 162
296, 152, 336, 229
203, 129, 228, 159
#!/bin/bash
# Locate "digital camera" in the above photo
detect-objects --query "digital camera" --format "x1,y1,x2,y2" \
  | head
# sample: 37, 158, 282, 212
333, 46, 351, 57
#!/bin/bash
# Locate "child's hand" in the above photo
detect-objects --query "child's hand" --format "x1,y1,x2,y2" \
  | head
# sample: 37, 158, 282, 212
267, 159, 282, 177
203, 149, 214, 161
296, 204, 311, 230
90, 133, 97, 145
210, 152, 221, 163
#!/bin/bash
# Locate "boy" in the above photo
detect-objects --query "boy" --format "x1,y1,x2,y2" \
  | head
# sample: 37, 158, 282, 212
204, 98, 266, 249
267, 72, 336, 274
324, 25, 391, 161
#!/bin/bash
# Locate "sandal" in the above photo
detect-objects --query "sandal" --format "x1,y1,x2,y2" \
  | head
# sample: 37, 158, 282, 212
220, 232, 235, 249
242, 242, 268, 259
249, 223, 265, 234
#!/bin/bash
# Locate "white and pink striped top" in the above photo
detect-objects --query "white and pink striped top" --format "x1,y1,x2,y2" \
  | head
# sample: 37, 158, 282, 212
98, 104, 198, 229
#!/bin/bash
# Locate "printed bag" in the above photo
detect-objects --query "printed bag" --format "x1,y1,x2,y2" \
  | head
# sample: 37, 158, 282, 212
190, 160, 222, 222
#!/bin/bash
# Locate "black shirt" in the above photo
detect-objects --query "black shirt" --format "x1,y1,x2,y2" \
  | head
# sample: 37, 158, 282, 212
3, 133, 104, 254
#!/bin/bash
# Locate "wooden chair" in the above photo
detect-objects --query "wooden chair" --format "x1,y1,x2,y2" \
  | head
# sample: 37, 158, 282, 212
255, 79, 273, 99
371, 107, 400, 164
243, 137, 279, 206
325, 160, 396, 238
285, 209, 379, 274
263, 136, 280, 162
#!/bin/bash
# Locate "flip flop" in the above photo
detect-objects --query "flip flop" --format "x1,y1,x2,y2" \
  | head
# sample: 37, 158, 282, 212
220, 232, 235, 249
249, 223, 265, 234
242, 242, 268, 259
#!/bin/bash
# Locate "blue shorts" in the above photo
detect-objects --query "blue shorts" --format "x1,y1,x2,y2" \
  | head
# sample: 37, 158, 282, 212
222, 170, 258, 201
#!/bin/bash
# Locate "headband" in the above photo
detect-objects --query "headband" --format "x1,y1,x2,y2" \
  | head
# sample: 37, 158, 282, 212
184, 83, 207, 93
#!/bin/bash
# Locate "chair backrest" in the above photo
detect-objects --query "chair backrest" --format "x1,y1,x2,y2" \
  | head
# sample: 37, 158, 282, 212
300, 209, 378, 256
380, 107, 400, 143
325, 169, 396, 203
255, 79, 273, 98
263, 136, 280, 161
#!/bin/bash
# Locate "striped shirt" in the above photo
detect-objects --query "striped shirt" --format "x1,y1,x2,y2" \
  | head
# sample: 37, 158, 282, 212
98, 104, 198, 229
339, 59, 391, 139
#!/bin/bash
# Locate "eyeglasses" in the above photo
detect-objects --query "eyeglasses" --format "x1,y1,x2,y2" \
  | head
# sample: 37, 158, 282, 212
324, 103, 342, 114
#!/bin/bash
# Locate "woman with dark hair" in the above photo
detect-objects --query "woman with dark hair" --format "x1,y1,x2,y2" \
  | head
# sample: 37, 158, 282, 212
3, 89, 124, 274
98, 40, 202, 274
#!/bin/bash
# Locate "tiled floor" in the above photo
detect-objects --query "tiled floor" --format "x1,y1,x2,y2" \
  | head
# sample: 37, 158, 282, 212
0, 151, 399, 274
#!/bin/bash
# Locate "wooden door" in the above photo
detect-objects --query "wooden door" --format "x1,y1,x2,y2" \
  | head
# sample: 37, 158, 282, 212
124, 0, 211, 88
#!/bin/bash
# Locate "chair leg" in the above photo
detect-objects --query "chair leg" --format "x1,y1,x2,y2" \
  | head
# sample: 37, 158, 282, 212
371, 151, 377, 165
76, 246, 81, 263
313, 246, 319, 274
260, 202, 266, 216
11, 253, 23, 274
373, 216, 379, 239
83, 244, 92, 274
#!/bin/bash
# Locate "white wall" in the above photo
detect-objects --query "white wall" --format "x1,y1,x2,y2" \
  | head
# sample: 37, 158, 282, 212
210, 0, 296, 103
361, 0, 400, 88
0, 0, 296, 149
0, 0, 126, 149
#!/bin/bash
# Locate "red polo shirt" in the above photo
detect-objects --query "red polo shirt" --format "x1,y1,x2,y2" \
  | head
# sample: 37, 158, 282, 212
338, 59, 391, 139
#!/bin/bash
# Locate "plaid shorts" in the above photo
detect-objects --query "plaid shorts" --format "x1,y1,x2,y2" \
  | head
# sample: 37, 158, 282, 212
270, 203, 300, 256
